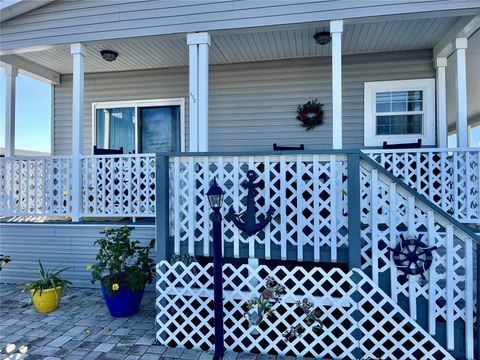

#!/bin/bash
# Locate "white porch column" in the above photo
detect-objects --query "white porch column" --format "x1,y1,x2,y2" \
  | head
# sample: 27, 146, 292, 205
330, 20, 343, 149
435, 57, 448, 148
70, 43, 86, 222
187, 32, 210, 152
4, 65, 18, 157
455, 38, 468, 148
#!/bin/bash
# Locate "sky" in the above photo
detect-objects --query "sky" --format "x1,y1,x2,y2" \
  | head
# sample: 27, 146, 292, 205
0, 67, 52, 153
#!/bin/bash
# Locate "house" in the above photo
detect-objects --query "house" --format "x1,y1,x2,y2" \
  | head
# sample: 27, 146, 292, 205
1, 0, 480, 359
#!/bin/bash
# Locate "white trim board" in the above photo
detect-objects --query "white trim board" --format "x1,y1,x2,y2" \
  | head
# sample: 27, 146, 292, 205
364, 78, 436, 147
91, 98, 186, 155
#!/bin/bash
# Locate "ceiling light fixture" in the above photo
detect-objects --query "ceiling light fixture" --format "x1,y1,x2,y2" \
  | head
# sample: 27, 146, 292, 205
313, 31, 331, 45
100, 50, 118, 62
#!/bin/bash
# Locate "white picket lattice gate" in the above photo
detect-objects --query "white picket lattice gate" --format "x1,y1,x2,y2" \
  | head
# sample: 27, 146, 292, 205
156, 261, 454, 359
169, 154, 348, 262
365, 148, 480, 224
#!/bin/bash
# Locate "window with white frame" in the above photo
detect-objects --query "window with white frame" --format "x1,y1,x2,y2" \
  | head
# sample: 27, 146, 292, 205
92, 98, 185, 154
364, 79, 436, 147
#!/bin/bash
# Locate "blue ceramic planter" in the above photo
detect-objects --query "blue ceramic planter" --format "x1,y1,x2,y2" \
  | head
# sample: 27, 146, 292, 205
101, 285, 145, 317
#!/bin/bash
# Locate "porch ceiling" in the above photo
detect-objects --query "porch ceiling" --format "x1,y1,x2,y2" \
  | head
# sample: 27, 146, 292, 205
16, 16, 459, 74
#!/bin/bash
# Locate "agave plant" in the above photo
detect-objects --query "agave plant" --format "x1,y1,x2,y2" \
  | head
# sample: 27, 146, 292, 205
25, 260, 72, 296
0, 254, 11, 271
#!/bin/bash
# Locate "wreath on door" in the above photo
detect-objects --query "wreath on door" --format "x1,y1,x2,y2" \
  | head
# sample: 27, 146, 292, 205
296, 99, 325, 130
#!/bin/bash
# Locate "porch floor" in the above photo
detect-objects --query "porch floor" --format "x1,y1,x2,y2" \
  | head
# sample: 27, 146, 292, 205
0, 284, 297, 360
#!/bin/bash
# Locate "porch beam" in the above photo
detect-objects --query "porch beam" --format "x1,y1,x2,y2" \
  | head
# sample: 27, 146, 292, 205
3, 64, 17, 157
330, 20, 343, 149
70, 43, 86, 222
455, 38, 468, 148
433, 15, 479, 59
435, 57, 448, 148
0, 54, 60, 85
187, 32, 210, 152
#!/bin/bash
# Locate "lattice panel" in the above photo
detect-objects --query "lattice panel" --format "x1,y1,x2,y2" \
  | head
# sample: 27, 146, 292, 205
156, 261, 453, 359
360, 161, 476, 359
367, 149, 480, 224
0, 157, 71, 216
82, 154, 156, 217
169, 154, 348, 261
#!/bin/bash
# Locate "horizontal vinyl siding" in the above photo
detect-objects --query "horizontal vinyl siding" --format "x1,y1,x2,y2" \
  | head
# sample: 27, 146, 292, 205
54, 49, 434, 154
2, 0, 479, 52
0, 224, 155, 287
54, 67, 189, 154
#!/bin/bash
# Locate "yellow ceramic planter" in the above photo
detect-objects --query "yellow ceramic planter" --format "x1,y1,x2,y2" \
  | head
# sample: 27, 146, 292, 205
30, 286, 63, 313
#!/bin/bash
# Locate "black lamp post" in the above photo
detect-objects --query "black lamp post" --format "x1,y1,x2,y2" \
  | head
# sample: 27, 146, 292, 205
207, 177, 225, 360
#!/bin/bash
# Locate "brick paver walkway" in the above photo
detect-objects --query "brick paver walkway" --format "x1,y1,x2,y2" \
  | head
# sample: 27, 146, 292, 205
0, 284, 296, 360
0, 285, 216, 360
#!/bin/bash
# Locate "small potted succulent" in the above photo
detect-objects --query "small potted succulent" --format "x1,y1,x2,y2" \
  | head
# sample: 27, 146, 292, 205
90, 226, 155, 317
25, 260, 71, 313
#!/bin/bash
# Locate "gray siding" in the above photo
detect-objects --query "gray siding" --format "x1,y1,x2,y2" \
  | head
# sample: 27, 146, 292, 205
0, 223, 155, 288
54, 50, 434, 154
1, 0, 479, 52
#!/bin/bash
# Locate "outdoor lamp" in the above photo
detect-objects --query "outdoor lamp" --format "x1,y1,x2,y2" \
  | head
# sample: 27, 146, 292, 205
313, 31, 331, 45
100, 50, 119, 62
207, 176, 225, 359
207, 177, 224, 210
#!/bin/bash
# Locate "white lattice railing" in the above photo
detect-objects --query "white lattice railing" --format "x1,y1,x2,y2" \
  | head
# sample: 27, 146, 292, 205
0, 156, 72, 217
169, 154, 348, 262
360, 156, 477, 359
81, 154, 156, 217
156, 261, 453, 359
0, 154, 156, 218
364, 148, 480, 224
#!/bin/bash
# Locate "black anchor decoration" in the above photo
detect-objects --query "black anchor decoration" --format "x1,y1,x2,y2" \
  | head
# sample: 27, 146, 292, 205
388, 234, 438, 280
225, 170, 275, 236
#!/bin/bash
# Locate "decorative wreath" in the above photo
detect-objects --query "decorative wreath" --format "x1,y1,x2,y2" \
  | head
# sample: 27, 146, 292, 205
388, 234, 437, 280
296, 99, 325, 131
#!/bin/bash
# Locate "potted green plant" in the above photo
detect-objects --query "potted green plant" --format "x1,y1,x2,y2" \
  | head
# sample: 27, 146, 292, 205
90, 226, 155, 317
25, 260, 71, 313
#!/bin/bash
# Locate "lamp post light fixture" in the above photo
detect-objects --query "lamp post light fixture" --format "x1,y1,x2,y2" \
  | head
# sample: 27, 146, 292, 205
207, 177, 225, 360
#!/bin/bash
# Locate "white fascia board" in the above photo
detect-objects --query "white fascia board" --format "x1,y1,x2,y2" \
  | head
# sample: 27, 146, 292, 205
0, 0, 56, 23
0, 54, 60, 85
433, 15, 480, 58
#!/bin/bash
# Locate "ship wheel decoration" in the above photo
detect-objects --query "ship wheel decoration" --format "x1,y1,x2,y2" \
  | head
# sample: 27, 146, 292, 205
388, 234, 437, 280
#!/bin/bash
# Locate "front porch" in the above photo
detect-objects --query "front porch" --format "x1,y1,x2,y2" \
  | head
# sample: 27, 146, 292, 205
1, 149, 478, 359
1, 6, 480, 360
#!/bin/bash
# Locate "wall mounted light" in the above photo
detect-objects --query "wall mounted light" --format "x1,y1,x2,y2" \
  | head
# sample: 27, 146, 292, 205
100, 50, 118, 62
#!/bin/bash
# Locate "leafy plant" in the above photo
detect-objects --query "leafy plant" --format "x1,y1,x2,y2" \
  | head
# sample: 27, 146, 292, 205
24, 260, 71, 296
0, 254, 11, 271
90, 226, 155, 297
